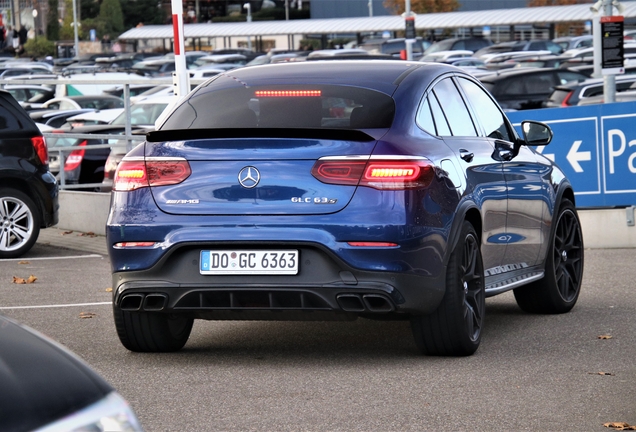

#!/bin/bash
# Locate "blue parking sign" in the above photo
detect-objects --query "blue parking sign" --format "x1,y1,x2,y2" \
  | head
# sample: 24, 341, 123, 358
508, 103, 636, 208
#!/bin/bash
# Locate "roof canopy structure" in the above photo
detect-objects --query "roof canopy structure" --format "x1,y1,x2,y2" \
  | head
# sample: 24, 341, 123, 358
119, 2, 636, 41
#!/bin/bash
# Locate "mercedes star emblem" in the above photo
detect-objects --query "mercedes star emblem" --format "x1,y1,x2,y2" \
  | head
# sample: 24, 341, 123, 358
238, 166, 260, 189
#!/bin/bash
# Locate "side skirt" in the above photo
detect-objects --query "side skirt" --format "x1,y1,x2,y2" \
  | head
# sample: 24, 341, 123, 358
485, 266, 545, 297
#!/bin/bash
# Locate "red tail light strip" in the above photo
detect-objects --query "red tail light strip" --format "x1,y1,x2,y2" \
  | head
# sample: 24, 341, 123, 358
113, 157, 191, 191
255, 90, 321, 97
312, 156, 434, 190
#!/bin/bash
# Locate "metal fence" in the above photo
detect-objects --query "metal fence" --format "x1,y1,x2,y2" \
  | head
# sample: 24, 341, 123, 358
1, 76, 204, 191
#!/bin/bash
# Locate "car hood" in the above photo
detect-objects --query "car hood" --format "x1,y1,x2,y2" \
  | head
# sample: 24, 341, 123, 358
0, 315, 113, 432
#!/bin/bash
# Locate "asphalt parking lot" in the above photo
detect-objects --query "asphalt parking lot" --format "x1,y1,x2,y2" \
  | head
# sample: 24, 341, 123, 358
0, 229, 634, 431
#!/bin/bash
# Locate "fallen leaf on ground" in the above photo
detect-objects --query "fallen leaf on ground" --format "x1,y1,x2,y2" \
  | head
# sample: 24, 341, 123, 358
598, 335, 613, 339
105, 287, 113, 292
12, 275, 37, 284
18, 261, 29, 265
589, 371, 614, 376
79, 312, 96, 319
61, 230, 73, 235
79, 231, 96, 237
603, 422, 636, 430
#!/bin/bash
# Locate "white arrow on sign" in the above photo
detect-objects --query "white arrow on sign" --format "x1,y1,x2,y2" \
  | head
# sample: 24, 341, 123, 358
566, 140, 591, 173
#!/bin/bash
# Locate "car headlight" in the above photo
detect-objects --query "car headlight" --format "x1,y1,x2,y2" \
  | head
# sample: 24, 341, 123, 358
35, 392, 143, 432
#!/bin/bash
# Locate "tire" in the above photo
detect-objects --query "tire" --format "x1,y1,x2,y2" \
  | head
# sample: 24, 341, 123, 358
0, 188, 41, 259
113, 303, 194, 352
411, 221, 486, 356
514, 199, 584, 314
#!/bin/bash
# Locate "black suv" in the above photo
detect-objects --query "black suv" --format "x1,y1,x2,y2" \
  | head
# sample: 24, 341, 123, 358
0, 89, 58, 258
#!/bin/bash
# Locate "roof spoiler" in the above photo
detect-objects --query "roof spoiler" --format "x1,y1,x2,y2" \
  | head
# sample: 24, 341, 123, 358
146, 128, 377, 143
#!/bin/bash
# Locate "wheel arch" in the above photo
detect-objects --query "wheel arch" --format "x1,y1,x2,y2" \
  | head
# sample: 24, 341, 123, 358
446, 200, 482, 266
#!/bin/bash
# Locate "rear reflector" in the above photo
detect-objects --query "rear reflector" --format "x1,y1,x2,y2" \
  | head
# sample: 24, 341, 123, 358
347, 242, 398, 247
113, 158, 191, 191
312, 158, 434, 190
114, 242, 157, 248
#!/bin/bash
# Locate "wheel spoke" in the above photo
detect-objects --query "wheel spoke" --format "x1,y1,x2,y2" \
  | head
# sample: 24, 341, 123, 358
10, 203, 29, 225
10, 225, 29, 243
0, 230, 11, 249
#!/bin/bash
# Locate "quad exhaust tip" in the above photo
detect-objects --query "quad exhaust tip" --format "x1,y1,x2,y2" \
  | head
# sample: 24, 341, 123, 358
336, 294, 394, 313
120, 293, 168, 311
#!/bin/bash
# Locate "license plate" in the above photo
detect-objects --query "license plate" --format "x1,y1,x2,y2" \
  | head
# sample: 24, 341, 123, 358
200, 250, 299, 275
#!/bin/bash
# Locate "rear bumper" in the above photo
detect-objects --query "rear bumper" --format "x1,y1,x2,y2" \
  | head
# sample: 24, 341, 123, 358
112, 243, 447, 317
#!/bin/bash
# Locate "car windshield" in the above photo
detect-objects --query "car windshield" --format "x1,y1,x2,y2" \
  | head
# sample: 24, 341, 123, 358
112, 103, 169, 126
161, 85, 395, 130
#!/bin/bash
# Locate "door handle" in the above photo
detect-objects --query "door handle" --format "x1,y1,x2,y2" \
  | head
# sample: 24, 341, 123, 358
459, 149, 474, 162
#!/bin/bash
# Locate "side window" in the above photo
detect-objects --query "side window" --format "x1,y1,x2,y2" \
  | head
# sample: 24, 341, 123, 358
556, 71, 586, 85
0, 105, 21, 130
524, 73, 556, 94
59, 101, 74, 110
458, 77, 512, 142
429, 92, 451, 136
416, 97, 436, 135
432, 78, 477, 137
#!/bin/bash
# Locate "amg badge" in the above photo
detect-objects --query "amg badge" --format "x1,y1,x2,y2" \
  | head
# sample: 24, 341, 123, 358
291, 197, 338, 204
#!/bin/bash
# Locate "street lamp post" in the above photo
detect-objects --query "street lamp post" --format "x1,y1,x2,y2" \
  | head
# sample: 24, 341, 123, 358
72, 0, 79, 58
244, 3, 252, 50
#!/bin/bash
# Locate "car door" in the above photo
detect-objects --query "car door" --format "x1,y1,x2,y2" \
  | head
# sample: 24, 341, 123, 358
457, 76, 551, 273
421, 76, 508, 272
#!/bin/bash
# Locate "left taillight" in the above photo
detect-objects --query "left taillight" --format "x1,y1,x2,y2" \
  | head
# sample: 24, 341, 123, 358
113, 158, 191, 191
31, 136, 48, 166
312, 158, 435, 190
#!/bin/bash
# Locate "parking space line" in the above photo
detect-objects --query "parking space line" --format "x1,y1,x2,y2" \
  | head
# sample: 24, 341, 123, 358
0, 254, 103, 262
0, 302, 111, 310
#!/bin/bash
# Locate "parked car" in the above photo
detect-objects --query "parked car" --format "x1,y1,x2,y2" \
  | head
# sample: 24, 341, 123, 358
110, 96, 172, 128
544, 74, 636, 107
0, 314, 142, 431
358, 37, 431, 59
479, 68, 588, 110
0, 89, 58, 258
3, 84, 55, 107
107, 61, 583, 356
24, 94, 125, 112
424, 37, 492, 55
553, 35, 593, 51
474, 39, 563, 60
30, 108, 95, 128
132, 59, 177, 76
47, 125, 143, 189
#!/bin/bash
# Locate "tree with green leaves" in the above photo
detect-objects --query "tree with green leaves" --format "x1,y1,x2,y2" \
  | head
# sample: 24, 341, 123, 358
383, 0, 460, 14
121, 0, 166, 29
99, 0, 124, 38
47, 0, 60, 41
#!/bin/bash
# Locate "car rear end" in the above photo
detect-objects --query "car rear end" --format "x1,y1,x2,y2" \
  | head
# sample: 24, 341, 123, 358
107, 63, 456, 329
0, 90, 58, 239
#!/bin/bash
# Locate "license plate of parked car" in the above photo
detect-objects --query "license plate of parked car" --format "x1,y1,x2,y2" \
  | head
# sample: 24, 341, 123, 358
200, 250, 299, 275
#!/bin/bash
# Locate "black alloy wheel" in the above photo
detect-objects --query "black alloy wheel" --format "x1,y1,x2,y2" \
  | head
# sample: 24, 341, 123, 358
411, 221, 485, 356
514, 199, 584, 314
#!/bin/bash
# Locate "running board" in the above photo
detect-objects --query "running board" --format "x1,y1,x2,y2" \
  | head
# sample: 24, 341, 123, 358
485, 271, 544, 297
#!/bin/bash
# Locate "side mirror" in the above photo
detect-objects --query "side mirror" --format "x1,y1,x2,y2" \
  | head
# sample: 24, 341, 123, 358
521, 120, 552, 146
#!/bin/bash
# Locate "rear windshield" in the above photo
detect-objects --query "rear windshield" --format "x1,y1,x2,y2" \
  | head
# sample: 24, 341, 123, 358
161, 85, 395, 130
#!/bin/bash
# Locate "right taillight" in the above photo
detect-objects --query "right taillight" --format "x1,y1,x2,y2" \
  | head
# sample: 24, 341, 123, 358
312, 158, 434, 190
561, 91, 574, 107
31, 136, 48, 166
64, 140, 87, 171
113, 158, 191, 191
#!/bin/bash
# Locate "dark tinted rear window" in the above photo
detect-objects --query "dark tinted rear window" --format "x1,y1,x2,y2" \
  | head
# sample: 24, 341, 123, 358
162, 85, 395, 130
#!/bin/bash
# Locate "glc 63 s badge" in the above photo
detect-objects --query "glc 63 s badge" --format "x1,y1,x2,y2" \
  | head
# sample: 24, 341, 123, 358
291, 197, 338, 204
